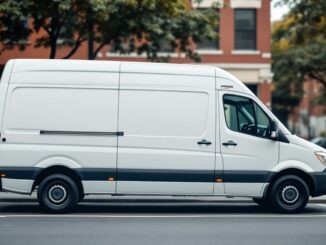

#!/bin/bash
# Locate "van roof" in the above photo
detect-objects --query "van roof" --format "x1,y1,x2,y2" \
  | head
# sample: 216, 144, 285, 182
10, 59, 239, 81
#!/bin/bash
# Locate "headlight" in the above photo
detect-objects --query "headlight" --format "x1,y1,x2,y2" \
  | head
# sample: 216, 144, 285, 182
315, 152, 326, 165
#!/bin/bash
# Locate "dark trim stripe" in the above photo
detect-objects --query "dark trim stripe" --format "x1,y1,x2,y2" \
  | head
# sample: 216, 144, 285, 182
40, 130, 124, 136
223, 170, 271, 183
78, 168, 116, 181
118, 169, 216, 182
0, 167, 41, 180
0, 167, 274, 183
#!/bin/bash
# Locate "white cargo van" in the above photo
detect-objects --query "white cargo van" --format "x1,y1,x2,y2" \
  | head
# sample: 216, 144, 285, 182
0, 59, 325, 213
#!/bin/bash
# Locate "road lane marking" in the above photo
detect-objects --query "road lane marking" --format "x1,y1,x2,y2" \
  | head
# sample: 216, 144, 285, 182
1, 204, 325, 218
1, 214, 326, 218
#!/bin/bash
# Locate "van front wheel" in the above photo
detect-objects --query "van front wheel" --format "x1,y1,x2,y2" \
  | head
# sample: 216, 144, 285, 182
270, 175, 309, 213
37, 174, 79, 213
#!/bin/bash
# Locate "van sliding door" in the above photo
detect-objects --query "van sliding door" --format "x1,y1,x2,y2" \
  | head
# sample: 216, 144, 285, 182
116, 66, 219, 195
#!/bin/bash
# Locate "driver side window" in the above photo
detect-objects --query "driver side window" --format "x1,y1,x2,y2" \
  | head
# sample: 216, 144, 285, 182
223, 94, 271, 138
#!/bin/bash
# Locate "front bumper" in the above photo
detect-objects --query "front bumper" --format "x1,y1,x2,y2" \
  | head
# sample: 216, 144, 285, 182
311, 170, 326, 197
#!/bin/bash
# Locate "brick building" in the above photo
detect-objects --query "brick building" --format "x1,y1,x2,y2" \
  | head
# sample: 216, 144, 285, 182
0, 0, 273, 107
288, 79, 326, 139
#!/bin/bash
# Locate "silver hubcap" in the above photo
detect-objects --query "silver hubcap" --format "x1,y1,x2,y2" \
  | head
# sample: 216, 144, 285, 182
281, 185, 299, 204
48, 185, 67, 204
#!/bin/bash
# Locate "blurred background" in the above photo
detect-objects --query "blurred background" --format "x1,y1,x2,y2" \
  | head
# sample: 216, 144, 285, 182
0, 0, 325, 142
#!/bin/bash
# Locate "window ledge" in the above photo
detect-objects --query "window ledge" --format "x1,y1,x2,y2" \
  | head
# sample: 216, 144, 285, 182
195, 50, 224, 55
230, 0, 262, 9
3, 40, 30, 45
231, 50, 261, 55
105, 52, 179, 58
261, 52, 271, 58
192, 0, 223, 8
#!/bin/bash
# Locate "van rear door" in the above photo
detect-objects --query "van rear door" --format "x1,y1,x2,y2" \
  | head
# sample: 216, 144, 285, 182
0, 60, 120, 194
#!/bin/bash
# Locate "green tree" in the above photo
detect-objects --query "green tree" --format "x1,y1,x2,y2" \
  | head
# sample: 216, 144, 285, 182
272, 0, 326, 126
0, 0, 89, 59
0, 0, 219, 61
89, 0, 219, 61
0, 1, 31, 53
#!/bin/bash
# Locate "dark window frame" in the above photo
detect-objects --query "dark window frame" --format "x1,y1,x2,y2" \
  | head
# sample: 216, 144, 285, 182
234, 9, 257, 50
223, 94, 272, 139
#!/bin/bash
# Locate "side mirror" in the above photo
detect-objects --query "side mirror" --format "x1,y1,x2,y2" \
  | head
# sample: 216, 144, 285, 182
270, 120, 278, 140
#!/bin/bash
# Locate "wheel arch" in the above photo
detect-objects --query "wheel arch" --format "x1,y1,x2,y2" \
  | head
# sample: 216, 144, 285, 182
265, 168, 316, 197
33, 166, 84, 195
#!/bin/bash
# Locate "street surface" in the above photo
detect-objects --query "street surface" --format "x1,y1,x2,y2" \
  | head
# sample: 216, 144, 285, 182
1, 196, 326, 245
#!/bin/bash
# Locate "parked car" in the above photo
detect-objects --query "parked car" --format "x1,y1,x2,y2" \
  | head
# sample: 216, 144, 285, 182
311, 137, 326, 149
0, 59, 325, 213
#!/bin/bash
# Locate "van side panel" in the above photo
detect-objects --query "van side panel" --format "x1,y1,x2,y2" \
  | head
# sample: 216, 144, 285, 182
0, 70, 119, 194
0, 60, 15, 132
116, 71, 220, 195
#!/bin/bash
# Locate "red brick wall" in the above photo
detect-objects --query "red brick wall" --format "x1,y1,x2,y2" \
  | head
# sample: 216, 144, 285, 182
258, 82, 272, 106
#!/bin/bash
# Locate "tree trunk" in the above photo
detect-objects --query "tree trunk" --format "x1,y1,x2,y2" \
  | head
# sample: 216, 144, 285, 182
93, 42, 106, 59
49, 35, 57, 59
49, 3, 59, 59
62, 37, 86, 59
87, 6, 94, 60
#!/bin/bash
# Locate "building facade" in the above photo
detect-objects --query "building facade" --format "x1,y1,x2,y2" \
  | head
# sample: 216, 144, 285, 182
288, 79, 326, 139
0, 0, 272, 106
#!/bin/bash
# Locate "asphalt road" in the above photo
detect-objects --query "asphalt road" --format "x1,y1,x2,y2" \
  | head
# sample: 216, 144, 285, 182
1, 199, 326, 245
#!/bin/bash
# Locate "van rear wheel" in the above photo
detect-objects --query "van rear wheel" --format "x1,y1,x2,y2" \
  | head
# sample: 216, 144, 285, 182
270, 175, 309, 213
37, 174, 79, 213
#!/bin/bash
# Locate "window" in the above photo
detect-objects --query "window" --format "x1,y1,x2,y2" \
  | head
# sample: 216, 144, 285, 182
2, 16, 29, 44
196, 37, 219, 50
246, 84, 257, 95
223, 95, 271, 138
234, 9, 256, 50
57, 21, 75, 45
109, 40, 131, 54
159, 41, 175, 53
196, 8, 219, 50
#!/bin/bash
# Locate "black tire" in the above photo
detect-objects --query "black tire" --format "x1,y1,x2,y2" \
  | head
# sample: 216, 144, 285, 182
270, 175, 309, 213
37, 174, 79, 213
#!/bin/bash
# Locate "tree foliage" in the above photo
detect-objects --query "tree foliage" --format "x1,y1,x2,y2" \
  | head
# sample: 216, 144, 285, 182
272, 0, 326, 115
0, 1, 31, 52
0, 0, 219, 61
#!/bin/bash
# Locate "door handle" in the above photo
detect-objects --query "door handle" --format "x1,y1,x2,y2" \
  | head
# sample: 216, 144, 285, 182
222, 140, 237, 146
197, 139, 212, 145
